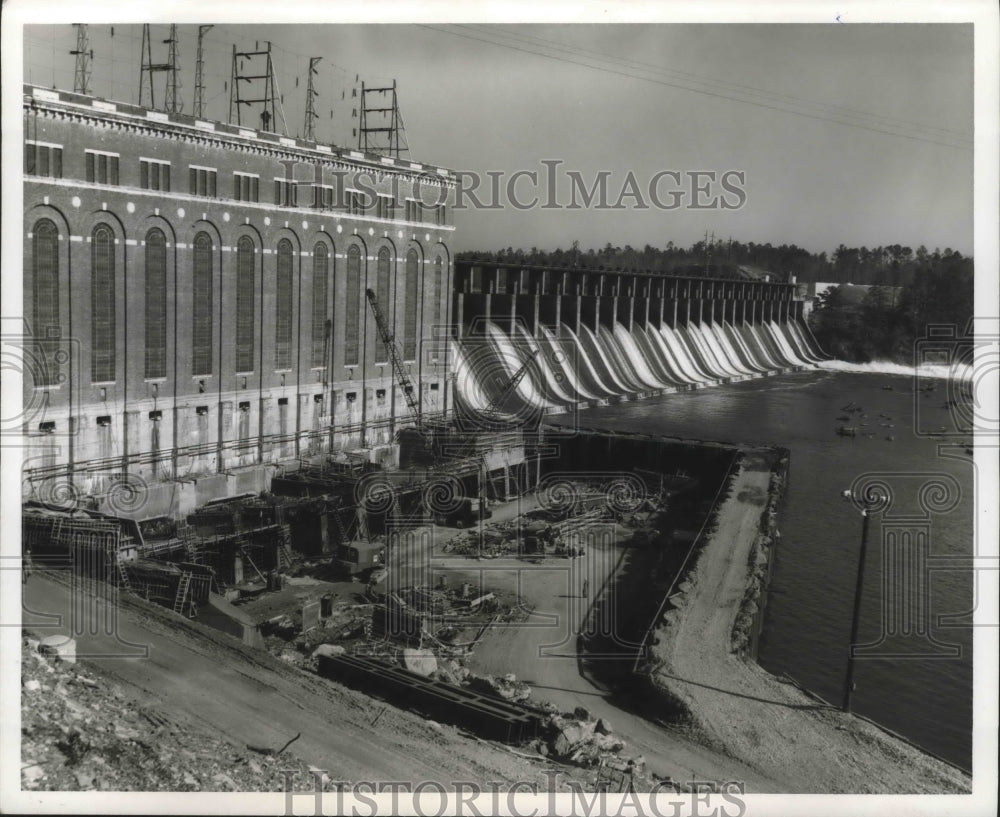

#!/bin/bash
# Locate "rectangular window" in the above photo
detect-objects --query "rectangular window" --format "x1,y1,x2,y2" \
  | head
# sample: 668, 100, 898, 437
140, 159, 170, 192
403, 258, 418, 361
189, 166, 218, 197
237, 402, 251, 453
144, 233, 167, 379
436, 204, 447, 226
313, 185, 335, 209
275, 243, 294, 370
346, 191, 366, 216
274, 179, 297, 207
404, 199, 418, 222
236, 242, 256, 373
25, 143, 64, 178
433, 259, 444, 326
85, 150, 120, 185
344, 252, 361, 367
375, 196, 394, 220
32, 220, 61, 386
192, 234, 214, 376
91, 226, 116, 383
311, 248, 330, 368
233, 173, 259, 202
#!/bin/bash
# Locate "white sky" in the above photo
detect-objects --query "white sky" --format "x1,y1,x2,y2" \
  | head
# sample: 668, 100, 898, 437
14, 11, 980, 258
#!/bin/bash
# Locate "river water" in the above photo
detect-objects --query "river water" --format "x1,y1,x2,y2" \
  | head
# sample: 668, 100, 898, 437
550, 369, 973, 771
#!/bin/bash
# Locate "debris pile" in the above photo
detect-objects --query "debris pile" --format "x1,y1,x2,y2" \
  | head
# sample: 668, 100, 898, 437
443, 523, 521, 558
523, 709, 641, 770
19, 633, 323, 792
467, 672, 532, 703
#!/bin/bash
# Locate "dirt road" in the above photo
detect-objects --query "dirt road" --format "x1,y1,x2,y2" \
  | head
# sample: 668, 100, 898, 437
650, 461, 971, 793
457, 542, 786, 790
22, 573, 535, 788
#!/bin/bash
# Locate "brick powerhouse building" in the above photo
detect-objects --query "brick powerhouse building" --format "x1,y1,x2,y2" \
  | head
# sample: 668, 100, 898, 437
22, 83, 457, 519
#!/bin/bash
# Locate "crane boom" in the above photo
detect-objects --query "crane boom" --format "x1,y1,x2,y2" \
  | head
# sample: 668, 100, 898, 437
365, 289, 421, 420
480, 347, 540, 417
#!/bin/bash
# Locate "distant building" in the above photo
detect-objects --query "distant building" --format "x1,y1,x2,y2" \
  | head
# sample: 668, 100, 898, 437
22, 83, 458, 519
801, 282, 903, 318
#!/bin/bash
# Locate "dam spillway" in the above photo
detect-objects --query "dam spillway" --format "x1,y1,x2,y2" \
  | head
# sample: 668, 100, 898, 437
451, 260, 827, 414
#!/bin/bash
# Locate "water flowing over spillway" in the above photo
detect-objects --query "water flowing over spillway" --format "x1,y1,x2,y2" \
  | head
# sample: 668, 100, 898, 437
453, 317, 824, 414
450, 261, 826, 415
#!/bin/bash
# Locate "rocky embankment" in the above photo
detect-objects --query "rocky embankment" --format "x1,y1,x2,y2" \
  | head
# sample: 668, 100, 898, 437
731, 452, 787, 655
20, 633, 327, 792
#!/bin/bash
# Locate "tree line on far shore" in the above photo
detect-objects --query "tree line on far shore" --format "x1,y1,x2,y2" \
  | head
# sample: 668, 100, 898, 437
456, 238, 971, 287
457, 238, 974, 364
808, 263, 973, 363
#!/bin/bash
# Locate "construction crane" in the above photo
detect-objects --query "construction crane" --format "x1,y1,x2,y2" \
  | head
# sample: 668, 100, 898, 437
365, 288, 421, 421
458, 346, 543, 542
478, 347, 540, 420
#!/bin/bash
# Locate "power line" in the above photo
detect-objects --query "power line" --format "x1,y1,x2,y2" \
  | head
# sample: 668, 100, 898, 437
466, 24, 971, 144
418, 24, 971, 151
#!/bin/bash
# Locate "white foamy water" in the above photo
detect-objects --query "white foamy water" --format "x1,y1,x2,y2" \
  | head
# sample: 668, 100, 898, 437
817, 359, 973, 381
454, 318, 823, 409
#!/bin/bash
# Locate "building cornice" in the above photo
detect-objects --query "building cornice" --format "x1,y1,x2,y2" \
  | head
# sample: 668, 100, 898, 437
24, 85, 457, 188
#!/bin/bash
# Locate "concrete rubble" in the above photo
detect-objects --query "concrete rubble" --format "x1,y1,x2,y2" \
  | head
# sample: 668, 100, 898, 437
467, 672, 531, 703
522, 710, 638, 771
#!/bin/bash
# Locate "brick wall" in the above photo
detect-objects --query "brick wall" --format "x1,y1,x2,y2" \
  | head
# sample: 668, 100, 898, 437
21, 86, 457, 512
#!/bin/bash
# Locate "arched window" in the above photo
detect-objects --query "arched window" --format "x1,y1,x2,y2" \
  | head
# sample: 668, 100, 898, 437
344, 245, 361, 366
432, 254, 444, 327
235, 236, 255, 373
275, 239, 293, 370
32, 219, 59, 386
91, 224, 116, 382
375, 247, 392, 363
192, 232, 213, 376
311, 243, 330, 368
403, 249, 418, 360
144, 229, 167, 379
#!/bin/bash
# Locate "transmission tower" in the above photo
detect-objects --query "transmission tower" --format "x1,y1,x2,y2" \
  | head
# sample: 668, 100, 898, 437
357, 79, 409, 158
193, 25, 213, 118
229, 41, 284, 133
164, 25, 181, 114
70, 24, 93, 95
303, 57, 321, 140
139, 24, 176, 111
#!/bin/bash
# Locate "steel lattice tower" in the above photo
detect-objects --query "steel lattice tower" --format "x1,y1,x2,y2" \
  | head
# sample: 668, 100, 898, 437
193, 25, 213, 119
303, 57, 321, 140
70, 24, 92, 95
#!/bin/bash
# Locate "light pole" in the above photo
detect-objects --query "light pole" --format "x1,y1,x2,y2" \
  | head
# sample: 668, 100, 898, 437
840, 487, 881, 714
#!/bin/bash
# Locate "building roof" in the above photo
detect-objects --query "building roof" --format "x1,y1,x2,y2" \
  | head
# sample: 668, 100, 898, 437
23, 84, 456, 183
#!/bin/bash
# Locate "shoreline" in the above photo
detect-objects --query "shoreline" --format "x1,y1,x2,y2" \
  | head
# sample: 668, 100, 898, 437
637, 448, 971, 793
